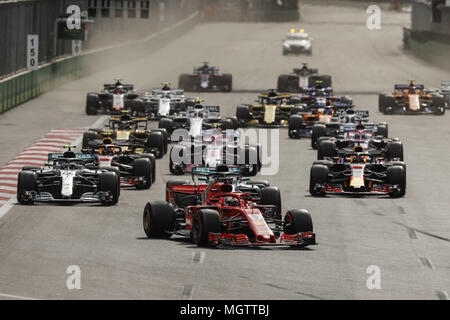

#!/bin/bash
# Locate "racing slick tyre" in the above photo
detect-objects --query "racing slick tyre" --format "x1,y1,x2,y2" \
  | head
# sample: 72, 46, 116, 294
99, 172, 119, 205
382, 95, 395, 114
288, 115, 303, 139
387, 166, 406, 198
386, 141, 404, 161
242, 146, 258, 176
236, 105, 250, 127
284, 209, 313, 234
178, 74, 193, 91
169, 145, 185, 175
311, 124, 327, 149
143, 201, 175, 238
261, 187, 282, 219
17, 171, 37, 204
432, 96, 446, 115
192, 209, 222, 247
133, 158, 152, 189
378, 94, 386, 113
141, 154, 156, 183
277, 75, 291, 92
377, 124, 388, 138
147, 132, 165, 159
86, 93, 99, 115
153, 129, 168, 154
131, 99, 145, 115
159, 118, 174, 136
103, 166, 121, 196
221, 118, 234, 130
222, 74, 233, 92
317, 140, 336, 160
228, 116, 239, 130
82, 131, 98, 149
309, 165, 329, 196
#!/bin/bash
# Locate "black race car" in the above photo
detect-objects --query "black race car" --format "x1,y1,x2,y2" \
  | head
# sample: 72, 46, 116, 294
277, 64, 332, 93
178, 62, 232, 92
86, 79, 143, 115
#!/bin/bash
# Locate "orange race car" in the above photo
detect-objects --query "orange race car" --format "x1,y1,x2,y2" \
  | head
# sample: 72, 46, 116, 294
379, 80, 445, 115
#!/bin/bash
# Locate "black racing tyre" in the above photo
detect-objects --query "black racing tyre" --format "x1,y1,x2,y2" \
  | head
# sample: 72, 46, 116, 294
147, 132, 165, 159
228, 116, 239, 130
242, 146, 258, 176
86, 93, 99, 115
169, 145, 185, 175
131, 99, 145, 114
133, 158, 152, 189
236, 105, 250, 127
383, 95, 395, 114
387, 166, 406, 198
288, 115, 303, 139
284, 209, 313, 234
192, 209, 222, 246
378, 94, 386, 113
99, 172, 119, 205
377, 124, 388, 138
222, 74, 232, 92
221, 118, 234, 130
179, 74, 193, 91
277, 75, 291, 92
141, 153, 156, 183
386, 141, 404, 161
317, 140, 336, 160
102, 166, 121, 196
309, 164, 328, 196
261, 187, 282, 219
311, 124, 327, 149
153, 129, 169, 154
143, 201, 175, 238
432, 96, 446, 115
159, 118, 174, 135
82, 131, 98, 149
17, 171, 37, 204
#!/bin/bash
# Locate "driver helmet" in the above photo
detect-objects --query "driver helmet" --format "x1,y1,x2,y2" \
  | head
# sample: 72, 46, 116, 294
224, 196, 239, 207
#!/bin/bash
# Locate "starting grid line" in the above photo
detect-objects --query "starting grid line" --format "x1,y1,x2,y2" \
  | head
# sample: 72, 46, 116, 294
0, 128, 86, 218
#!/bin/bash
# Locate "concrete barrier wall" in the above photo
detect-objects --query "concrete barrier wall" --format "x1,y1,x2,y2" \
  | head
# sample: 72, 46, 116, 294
0, 11, 199, 115
408, 36, 450, 70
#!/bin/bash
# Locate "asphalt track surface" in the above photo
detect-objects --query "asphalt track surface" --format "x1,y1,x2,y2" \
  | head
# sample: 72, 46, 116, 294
0, 5, 449, 300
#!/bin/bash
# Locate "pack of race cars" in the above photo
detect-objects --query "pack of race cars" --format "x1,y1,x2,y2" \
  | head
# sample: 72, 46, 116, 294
16, 38, 449, 249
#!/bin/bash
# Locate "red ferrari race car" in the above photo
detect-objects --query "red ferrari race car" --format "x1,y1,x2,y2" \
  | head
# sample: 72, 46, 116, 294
143, 166, 316, 248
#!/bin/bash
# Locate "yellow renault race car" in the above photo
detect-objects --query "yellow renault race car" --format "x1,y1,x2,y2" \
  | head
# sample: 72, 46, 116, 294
81, 112, 168, 158
235, 90, 303, 127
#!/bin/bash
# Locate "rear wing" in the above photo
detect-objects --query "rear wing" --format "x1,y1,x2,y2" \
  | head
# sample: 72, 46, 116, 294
340, 124, 377, 132
192, 166, 241, 176
335, 110, 369, 118
394, 84, 424, 90
441, 81, 450, 89
151, 88, 184, 95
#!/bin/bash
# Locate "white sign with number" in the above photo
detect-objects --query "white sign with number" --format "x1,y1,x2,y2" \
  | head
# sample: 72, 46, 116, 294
72, 40, 82, 56
27, 34, 39, 70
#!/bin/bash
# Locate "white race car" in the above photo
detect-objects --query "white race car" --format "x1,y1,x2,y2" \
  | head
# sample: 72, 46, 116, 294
282, 29, 312, 55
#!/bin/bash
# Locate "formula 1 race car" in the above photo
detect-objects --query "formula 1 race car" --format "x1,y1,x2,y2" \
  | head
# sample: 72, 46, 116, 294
84, 144, 156, 189
379, 81, 446, 115
158, 104, 238, 141
277, 63, 332, 93
85, 79, 143, 115
282, 29, 312, 55
82, 113, 168, 158
169, 129, 261, 176
139, 83, 187, 119
143, 165, 316, 248
235, 90, 303, 127
316, 125, 403, 162
17, 147, 120, 205
309, 155, 406, 198
179, 62, 232, 92
309, 110, 388, 149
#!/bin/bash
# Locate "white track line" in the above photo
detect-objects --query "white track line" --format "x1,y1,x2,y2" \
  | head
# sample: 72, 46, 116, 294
0, 292, 39, 300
